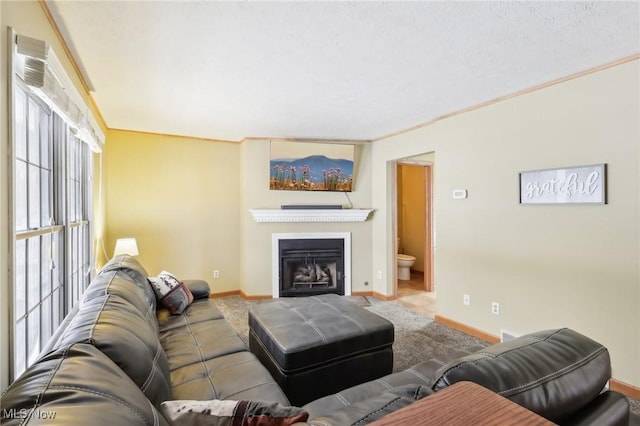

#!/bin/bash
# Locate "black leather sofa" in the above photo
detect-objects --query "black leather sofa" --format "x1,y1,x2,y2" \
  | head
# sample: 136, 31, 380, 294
1, 255, 637, 425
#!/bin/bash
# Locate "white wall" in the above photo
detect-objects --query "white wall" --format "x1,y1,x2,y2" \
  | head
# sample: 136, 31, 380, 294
371, 60, 640, 387
240, 139, 373, 297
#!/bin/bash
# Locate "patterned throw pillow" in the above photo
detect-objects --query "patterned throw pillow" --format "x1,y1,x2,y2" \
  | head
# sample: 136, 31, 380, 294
148, 271, 194, 315
160, 399, 308, 426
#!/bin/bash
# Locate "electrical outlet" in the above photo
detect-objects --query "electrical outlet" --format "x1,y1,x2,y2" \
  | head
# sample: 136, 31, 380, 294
213, 270, 220, 279
491, 302, 500, 315
463, 294, 470, 306
377, 270, 382, 279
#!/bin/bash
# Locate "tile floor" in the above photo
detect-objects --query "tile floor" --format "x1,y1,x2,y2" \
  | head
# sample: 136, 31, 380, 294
391, 271, 437, 318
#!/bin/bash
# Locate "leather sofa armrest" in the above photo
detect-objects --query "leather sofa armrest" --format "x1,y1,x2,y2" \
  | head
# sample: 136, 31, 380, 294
304, 385, 431, 426
560, 390, 630, 426
432, 328, 612, 423
183, 279, 210, 299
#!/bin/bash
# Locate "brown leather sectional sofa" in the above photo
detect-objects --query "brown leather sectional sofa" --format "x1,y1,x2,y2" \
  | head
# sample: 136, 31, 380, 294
1, 255, 636, 425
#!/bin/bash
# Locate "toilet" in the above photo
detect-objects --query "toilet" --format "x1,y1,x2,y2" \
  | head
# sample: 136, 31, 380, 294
396, 238, 416, 280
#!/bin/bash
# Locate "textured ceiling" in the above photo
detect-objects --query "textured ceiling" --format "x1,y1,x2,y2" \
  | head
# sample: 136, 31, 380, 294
46, 1, 639, 142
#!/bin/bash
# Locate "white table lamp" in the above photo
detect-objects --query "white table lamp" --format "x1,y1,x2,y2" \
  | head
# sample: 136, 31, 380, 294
113, 238, 139, 257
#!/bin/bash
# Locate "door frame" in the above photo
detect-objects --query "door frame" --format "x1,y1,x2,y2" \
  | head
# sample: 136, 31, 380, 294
393, 159, 433, 293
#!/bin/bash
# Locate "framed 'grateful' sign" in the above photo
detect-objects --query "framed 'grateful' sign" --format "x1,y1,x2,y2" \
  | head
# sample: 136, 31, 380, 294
519, 164, 607, 205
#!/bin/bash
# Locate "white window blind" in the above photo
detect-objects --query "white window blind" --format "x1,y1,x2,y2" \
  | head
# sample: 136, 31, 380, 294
14, 34, 104, 153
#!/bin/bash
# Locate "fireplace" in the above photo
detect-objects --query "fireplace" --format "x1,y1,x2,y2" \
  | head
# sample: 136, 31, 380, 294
272, 233, 351, 298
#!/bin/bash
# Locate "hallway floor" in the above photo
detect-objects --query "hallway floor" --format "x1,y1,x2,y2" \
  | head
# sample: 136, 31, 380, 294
391, 271, 437, 318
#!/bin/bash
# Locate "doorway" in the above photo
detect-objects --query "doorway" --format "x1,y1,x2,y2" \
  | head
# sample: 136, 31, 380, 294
393, 156, 434, 316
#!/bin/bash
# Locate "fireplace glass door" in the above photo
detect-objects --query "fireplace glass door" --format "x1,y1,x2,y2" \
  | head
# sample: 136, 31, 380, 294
279, 239, 344, 297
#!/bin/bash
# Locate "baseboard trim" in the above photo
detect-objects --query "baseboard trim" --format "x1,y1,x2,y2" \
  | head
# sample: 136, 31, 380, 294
610, 379, 640, 400
210, 290, 272, 300
373, 291, 395, 301
435, 315, 640, 400
209, 290, 241, 298
353, 290, 393, 300
239, 290, 273, 300
434, 314, 500, 344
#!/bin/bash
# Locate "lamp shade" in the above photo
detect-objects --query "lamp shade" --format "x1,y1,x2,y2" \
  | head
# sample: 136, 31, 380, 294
113, 238, 139, 257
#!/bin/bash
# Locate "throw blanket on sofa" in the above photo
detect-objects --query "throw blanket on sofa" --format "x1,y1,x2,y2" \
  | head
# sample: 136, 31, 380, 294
161, 399, 309, 425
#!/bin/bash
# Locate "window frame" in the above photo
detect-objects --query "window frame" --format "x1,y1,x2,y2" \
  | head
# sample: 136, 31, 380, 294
10, 79, 94, 381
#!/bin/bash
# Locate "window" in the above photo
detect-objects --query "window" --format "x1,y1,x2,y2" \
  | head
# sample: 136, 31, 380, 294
10, 30, 103, 382
12, 83, 92, 379
66, 133, 92, 308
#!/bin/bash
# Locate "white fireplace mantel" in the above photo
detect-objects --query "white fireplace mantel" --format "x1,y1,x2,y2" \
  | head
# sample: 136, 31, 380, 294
249, 208, 373, 223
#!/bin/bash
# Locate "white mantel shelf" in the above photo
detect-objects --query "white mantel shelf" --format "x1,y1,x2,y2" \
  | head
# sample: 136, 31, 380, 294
249, 209, 373, 223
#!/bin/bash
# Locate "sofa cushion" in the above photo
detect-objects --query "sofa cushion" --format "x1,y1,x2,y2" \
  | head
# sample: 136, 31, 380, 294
160, 317, 247, 371
100, 254, 157, 310
161, 399, 308, 426
53, 294, 172, 409
150, 271, 194, 314
302, 346, 481, 420
83, 270, 159, 333
98, 254, 153, 295
306, 385, 431, 426
170, 351, 290, 404
432, 328, 611, 423
157, 297, 225, 333
0, 343, 169, 426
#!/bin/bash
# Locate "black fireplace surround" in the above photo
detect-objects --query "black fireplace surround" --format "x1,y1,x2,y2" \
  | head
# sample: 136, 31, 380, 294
278, 238, 344, 297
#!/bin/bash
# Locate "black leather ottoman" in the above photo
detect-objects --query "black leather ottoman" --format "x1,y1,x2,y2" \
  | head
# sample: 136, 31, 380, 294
248, 294, 394, 406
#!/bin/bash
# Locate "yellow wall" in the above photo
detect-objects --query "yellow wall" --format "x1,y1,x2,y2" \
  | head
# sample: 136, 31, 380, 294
397, 164, 426, 272
372, 60, 640, 386
105, 130, 242, 292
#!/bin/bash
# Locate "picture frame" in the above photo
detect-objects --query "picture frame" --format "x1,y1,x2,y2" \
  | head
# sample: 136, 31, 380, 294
270, 141, 355, 192
519, 164, 607, 205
